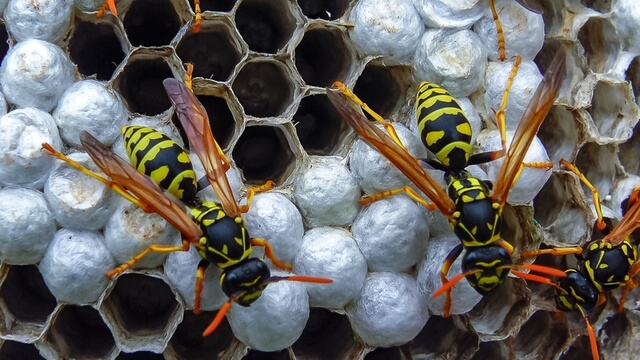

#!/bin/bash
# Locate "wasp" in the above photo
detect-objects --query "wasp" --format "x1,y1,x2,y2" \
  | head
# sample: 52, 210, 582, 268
43, 75, 331, 337
521, 160, 640, 360
327, 48, 568, 316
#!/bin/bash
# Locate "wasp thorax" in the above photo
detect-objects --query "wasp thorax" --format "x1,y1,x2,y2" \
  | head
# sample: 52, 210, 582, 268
461, 245, 512, 295
220, 258, 271, 306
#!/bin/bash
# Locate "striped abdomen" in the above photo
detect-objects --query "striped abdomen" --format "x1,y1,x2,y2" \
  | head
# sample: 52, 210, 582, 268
122, 125, 198, 204
416, 82, 473, 173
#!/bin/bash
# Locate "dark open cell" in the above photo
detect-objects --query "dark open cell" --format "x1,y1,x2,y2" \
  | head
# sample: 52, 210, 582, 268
577, 17, 618, 73
189, 0, 237, 12
243, 349, 289, 360
364, 347, 404, 360
105, 274, 178, 334
293, 94, 346, 155
470, 341, 511, 360
235, 0, 295, 53
410, 316, 477, 357
169, 311, 233, 359
625, 56, 640, 104
292, 309, 354, 359
297, 0, 348, 20
0, 340, 44, 360
0, 265, 56, 324
116, 351, 165, 360
68, 21, 125, 81
0, 23, 9, 64
49, 306, 115, 359
172, 93, 235, 150
232, 61, 293, 117
123, 0, 181, 47
354, 65, 402, 119
176, 26, 242, 82
295, 28, 350, 87
117, 58, 173, 115
232, 126, 295, 184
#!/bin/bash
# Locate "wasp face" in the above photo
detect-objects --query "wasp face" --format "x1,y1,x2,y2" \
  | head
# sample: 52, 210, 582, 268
219, 258, 271, 306
555, 269, 598, 312
462, 245, 512, 295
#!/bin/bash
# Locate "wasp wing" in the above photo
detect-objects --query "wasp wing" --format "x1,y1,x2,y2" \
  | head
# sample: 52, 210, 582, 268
327, 88, 455, 216
80, 131, 203, 242
163, 78, 241, 218
603, 198, 640, 246
492, 48, 566, 206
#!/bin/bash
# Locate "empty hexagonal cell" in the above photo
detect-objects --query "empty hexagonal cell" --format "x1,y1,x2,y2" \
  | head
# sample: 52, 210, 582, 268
561, 333, 601, 360
123, 0, 182, 47
232, 60, 296, 118
575, 143, 617, 201
293, 94, 347, 155
47, 305, 117, 359
537, 105, 581, 165
102, 274, 180, 351
577, 17, 620, 74
167, 311, 233, 359
581, 0, 612, 12
295, 26, 353, 87
410, 316, 479, 359
232, 125, 296, 184
0, 23, 9, 62
0, 340, 44, 360
600, 313, 631, 358
0, 265, 57, 339
172, 91, 237, 150
243, 349, 289, 359
297, 0, 348, 20
619, 123, 640, 175
353, 63, 411, 120
115, 53, 174, 115
626, 56, 640, 106
291, 309, 354, 359
364, 347, 403, 360
176, 21, 243, 82
189, 0, 236, 12
116, 351, 165, 359
470, 341, 511, 360
514, 311, 569, 359
235, 0, 297, 54
68, 19, 126, 81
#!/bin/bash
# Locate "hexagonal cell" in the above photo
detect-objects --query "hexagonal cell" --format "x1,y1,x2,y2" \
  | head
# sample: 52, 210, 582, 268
167, 311, 233, 359
68, 19, 126, 81
575, 143, 617, 201
294, 26, 353, 87
561, 333, 600, 360
514, 311, 569, 359
580, 0, 611, 12
114, 52, 174, 115
410, 316, 479, 359
293, 94, 348, 155
243, 349, 289, 359
0, 340, 44, 360
175, 20, 244, 82
172, 91, 237, 150
619, 123, 640, 175
0, 265, 57, 339
232, 59, 296, 118
0, 23, 10, 62
116, 351, 165, 360
123, 0, 182, 47
291, 308, 354, 359
470, 340, 511, 359
232, 125, 296, 184
363, 347, 403, 360
599, 313, 631, 358
47, 305, 117, 359
353, 63, 412, 120
537, 105, 581, 165
102, 274, 180, 351
625, 56, 640, 106
189, 0, 237, 12
297, 0, 349, 20
235, 0, 297, 54
577, 17, 620, 73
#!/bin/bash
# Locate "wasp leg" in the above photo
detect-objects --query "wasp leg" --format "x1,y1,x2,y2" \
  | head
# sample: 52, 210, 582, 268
560, 159, 607, 231
360, 186, 437, 211
523, 161, 554, 169
106, 240, 191, 279
42, 143, 152, 212
440, 244, 464, 317
490, 0, 507, 62
97, 0, 117, 17
238, 180, 276, 213
495, 55, 522, 155
193, 0, 202, 32
184, 63, 194, 91
519, 246, 583, 259
194, 259, 210, 314
251, 238, 292, 270
333, 81, 407, 151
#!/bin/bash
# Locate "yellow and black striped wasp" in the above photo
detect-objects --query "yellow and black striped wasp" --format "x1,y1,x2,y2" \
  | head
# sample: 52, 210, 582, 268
521, 161, 640, 360
42, 73, 331, 337
327, 48, 568, 316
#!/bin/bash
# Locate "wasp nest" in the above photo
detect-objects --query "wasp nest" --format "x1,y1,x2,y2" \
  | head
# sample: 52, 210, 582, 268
0, 0, 639, 359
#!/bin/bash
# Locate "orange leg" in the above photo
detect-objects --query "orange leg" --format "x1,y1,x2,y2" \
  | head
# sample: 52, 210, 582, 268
106, 240, 191, 279
360, 186, 437, 211
560, 159, 607, 231
438, 244, 463, 317
97, 0, 117, 18
519, 246, 583, 259
489, 0, 506, 61
494, 55, 522, 154
251, 238, 292, 270
193, 0, 202, 32
194, 260, 209, 314
238, 180, 275, 213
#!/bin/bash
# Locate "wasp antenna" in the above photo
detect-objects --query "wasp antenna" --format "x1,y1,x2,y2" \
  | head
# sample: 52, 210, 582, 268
575, 303, 600, 360
510, 270, 563, 292
432, 270, 477, 298
516, 263, 567, 278
267, 275, 333, 284
203, 300, 233, 336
